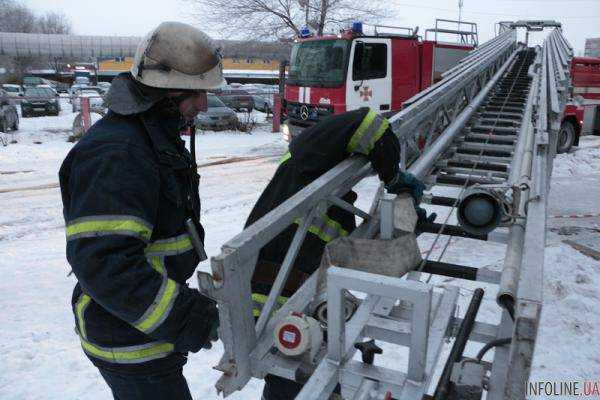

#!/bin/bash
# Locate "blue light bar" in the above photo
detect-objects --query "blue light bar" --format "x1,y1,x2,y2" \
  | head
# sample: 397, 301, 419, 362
352, 21, 363, 34
299, 27, 313, 38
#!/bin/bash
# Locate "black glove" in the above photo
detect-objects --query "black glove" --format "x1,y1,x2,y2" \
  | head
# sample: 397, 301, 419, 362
416, 206, 437, 224
385, 172, 436, 224
385, 172, 426, 204
174, 292, 219, 353
201, 316, 220, 350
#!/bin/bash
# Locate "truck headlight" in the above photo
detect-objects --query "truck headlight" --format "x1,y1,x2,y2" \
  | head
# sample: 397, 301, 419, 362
282, 123, 291, 142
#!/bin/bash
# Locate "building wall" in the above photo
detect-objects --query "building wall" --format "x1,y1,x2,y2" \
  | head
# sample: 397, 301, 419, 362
585, 38, 600, 58
98, 57, 280, 73
222, 58, 279, 70
98, 57, 133, 72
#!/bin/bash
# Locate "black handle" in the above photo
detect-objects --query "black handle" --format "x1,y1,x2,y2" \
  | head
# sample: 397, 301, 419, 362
354, 339, 383, 365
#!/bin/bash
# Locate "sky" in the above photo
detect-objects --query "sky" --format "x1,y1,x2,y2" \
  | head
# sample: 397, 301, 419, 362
22, 0, 600, 54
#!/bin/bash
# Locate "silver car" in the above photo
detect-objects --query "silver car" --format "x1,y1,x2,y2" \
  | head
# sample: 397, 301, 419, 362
2, 84, 24, 99
195, 94, 238, 131
252, 94, 273, 113
72, 88, 105, 113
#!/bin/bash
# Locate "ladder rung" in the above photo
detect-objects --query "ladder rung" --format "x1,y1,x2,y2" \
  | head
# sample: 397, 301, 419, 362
472, 125, 519, 134
435, 173, 506, 186
477, 117, 520, 126
445, 159, 509, 172
480, 111, 523, 119
416, 222, 488, 240
438, 166, 509, 179
458, 142, 515, 153
453, 153, 513, 164
465, 133, 517, 144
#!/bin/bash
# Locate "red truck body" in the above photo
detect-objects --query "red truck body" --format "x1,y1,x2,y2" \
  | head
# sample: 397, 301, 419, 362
281, 20, 477, 140
561, 56, 600, 151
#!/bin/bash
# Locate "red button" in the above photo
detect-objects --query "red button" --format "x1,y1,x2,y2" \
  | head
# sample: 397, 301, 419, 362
278, 324, 302, 349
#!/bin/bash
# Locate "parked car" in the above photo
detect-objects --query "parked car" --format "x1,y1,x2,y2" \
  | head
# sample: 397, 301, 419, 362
21, 87, 61, 117
97, 82, 111, 93
69, 84, 88, 102
0, 89, 19, 131
79, 86, 105, 97
74, 76, 90, 85
2, 84, 24, 99
72, 89, 105, 113
214, 89, 254, 112
195, 94, 238, 130
252, 94, 273, 114
36, 84, 59, 97
56, 83, 70, 94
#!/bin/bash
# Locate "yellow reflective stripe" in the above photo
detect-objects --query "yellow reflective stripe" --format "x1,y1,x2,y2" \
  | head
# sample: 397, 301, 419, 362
280, 151, 291, 164
148, 256, 166, 275
133, 278, 179, 334
307, 224, 333, 243
366, 118, 390, 154
252, 293, 288, 317
66, 215, 153, 241
324, 216, 349, 238
294, 214, 349, 243
79, 337, 174, 364
252, 293, 288, 305
347, 109, 378, 154
346, 110, 389, 155
145, 234, 193, 256
75, 294, 92, 340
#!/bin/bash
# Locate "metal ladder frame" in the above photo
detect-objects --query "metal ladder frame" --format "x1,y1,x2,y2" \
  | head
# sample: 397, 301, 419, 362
197, 23, 572, 399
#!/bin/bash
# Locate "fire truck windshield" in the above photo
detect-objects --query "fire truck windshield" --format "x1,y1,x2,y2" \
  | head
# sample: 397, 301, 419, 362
288, 39, 350, 87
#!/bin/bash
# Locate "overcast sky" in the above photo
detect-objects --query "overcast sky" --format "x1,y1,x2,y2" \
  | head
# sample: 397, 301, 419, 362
23, 0, 600, 54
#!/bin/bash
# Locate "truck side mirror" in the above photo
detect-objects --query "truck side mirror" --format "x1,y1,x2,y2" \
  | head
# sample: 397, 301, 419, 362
353, 41, 365, 90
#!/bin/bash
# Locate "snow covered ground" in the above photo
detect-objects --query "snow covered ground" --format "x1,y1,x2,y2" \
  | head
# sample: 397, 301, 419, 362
1, 103, 599, 399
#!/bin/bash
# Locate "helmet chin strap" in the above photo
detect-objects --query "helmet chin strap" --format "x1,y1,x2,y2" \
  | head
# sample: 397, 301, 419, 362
188, 121, 197, 166
153, 95, 189, 130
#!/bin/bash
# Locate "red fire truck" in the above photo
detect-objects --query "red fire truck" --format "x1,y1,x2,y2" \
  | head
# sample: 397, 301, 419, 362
281, 19, 479, 140
560, 56, 600, 152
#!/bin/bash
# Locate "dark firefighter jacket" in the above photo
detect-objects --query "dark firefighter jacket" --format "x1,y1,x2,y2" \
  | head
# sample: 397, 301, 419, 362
245, 108, 401, 311
59, 108, 216, 374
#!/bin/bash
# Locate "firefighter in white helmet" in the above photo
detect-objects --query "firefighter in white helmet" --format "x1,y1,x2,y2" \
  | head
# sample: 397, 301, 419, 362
59, 21, 224, 400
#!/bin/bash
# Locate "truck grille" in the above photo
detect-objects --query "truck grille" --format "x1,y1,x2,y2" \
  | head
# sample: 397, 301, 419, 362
287, 102, 333, 126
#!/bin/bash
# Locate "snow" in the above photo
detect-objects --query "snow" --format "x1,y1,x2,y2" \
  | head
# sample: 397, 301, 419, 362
1, 105, 600, 399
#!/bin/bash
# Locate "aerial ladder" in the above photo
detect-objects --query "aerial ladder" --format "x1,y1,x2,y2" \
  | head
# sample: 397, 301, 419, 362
197, 21, 573, 399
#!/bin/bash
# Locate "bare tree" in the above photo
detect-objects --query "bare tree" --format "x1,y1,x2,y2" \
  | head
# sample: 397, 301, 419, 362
38, 11, 72, 35
185, 0, 386, 40
0, 0, 37, 33
0, 1, 73, 82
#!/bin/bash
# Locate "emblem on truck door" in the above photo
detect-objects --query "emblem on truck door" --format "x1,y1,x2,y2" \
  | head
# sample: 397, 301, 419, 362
360, 86, 373, 102
300, 105, 309, 120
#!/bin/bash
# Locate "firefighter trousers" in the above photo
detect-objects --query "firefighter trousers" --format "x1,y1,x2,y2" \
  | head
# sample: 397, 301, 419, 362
99, 367, 193, 400
262, 374, 304, 400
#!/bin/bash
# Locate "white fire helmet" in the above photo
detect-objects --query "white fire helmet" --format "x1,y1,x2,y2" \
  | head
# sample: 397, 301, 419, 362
131, 21, 226, 90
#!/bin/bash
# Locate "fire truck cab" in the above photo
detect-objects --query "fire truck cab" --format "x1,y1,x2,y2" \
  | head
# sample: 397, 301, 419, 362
282, 19, 478, 140
560, 56, 600, 152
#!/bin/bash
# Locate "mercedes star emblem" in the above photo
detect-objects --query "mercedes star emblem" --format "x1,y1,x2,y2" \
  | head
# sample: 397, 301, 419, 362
300, 105, 309, 120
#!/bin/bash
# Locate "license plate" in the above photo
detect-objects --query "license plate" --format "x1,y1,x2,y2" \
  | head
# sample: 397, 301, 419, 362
34, 108, 45, 111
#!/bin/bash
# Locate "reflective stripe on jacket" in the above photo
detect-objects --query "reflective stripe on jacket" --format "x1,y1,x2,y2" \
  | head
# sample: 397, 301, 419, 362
60, 110, 214, 373
246, 108, 400, 300
251, 293, 288, 317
